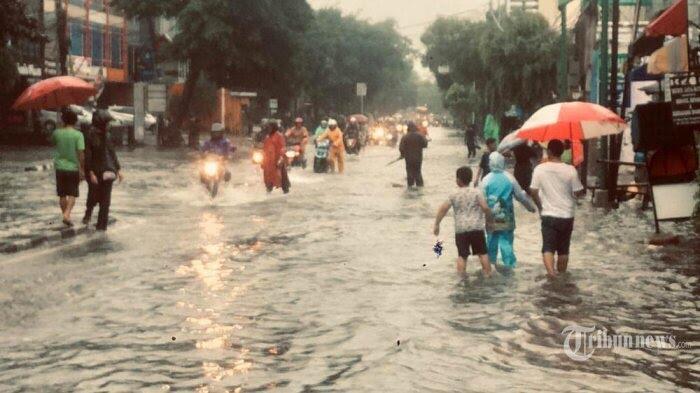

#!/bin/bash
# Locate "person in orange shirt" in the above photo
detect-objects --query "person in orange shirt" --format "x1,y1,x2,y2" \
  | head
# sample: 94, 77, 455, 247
317, 119, 345, 173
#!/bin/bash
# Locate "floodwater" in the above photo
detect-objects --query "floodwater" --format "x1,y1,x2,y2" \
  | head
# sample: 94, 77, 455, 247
0, 128, 697, 392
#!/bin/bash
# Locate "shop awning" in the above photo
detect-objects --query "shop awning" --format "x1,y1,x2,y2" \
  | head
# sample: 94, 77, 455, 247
645, 0, 688, 37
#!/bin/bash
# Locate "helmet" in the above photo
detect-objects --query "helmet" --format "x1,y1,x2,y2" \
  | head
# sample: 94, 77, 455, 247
211, 123, 224, 133
350, 117, 357, 123
320, 120, 328, 127
328, 119, 338, 127
295, 117, 303, 124
91, 109, 113, 129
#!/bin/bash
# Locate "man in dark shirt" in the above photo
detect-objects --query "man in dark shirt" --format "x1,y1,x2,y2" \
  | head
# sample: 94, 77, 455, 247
83, 110, 123, 230
511, 142, 537, 190
399, 121, 429, 187
474, 138, 496, 186
465, 124, 477, 158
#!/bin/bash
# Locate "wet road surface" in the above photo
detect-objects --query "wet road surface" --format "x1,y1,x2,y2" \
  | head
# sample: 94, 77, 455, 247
0, 128, 698, 392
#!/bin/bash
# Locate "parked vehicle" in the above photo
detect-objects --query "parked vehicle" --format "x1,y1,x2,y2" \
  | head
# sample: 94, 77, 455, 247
39, 105, 92, 133
108, 106, 157, 130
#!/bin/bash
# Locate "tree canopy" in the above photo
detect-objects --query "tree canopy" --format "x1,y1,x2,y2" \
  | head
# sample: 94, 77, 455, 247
300, 9, 417, 116
422, 10, 558, 127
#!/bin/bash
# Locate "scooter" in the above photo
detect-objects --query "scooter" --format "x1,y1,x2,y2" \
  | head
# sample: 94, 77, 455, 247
199, 155, 228, 198
285, 144, 307, 169
314, 140, 330, 173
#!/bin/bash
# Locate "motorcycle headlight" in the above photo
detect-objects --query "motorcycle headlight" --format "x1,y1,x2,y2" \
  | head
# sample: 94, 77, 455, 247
374, 128, 385, 138
422, 120, 429, 127
386, 134, 393, 140
396, 125, 402, 132
286, 150, 297, 159
204, 161, 219, 176
252, 151, 264, 164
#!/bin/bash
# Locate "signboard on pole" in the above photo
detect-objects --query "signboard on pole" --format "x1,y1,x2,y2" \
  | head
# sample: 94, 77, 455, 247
356, 83, 367, 97
669, 72, 700, 127
269, 99, 278, 109
147, 84, 167, 113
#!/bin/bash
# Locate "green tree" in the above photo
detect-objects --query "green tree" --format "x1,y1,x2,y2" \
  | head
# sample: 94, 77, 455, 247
422, 10, 558, 125
0, 0, 45, 118
111, 0, 313, 135
300, 9, 417, 116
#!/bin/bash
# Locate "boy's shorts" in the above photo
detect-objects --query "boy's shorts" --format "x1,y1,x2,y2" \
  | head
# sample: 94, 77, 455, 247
455, 230, 487, 258
541, 216, 574, 255
56, 170, 80, 197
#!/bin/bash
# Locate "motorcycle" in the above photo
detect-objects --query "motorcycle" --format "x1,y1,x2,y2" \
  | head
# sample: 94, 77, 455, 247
314, 140, 331, 173
285, 144, 307, 169
200, 155, 227, 198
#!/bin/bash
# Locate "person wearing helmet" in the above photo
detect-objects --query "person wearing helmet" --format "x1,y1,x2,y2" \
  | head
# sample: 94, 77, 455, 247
285, 117, 309, 158
200, 123, 235, 184
317, 119, 345, 173
82, 110, 123, 230
201, 123, 236, 159
314, 119, 329, 141
345, 116, 360, 141
262, 121, 290, 193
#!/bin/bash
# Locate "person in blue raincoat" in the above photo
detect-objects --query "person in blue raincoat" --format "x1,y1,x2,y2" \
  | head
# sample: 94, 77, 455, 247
480, 152, 537, 268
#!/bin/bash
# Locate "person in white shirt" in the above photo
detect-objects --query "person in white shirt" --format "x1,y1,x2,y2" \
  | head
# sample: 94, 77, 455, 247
529, 140, 585, 277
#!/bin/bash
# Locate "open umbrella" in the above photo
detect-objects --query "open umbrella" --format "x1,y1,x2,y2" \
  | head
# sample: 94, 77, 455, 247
348, 114, 368, 123
12, 76, 96, 110
513, 101, 625, 142
497, 131, 525, 152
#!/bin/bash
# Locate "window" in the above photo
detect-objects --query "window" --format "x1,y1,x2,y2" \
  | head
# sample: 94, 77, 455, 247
90, 0, 104, 12
91, 23, 104, 66
111, 27, 123, 68
69, 20, 84, 56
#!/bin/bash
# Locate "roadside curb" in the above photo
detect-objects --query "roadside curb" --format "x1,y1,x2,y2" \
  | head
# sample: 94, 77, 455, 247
0, 218, 116, 255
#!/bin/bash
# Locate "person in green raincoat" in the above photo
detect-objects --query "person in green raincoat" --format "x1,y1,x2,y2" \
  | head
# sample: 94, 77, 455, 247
314, 120, 329, 142
483, 114, 500, 142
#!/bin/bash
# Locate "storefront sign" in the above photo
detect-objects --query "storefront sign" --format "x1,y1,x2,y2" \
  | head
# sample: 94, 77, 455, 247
668, 72, 700, 126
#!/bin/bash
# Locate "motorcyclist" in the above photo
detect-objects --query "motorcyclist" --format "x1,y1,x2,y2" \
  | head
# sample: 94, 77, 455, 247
314, 119, 328, 141
285, 117, 309, 158
317, 119, 345, 174
200, 123, 235, 182
344, 117, 361, 152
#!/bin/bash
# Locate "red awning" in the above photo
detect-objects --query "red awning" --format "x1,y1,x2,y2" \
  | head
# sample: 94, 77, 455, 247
646, 0, 688, 37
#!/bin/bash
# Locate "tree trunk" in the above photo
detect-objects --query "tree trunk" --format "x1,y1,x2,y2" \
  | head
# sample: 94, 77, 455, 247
55, 0, 68, 75
174, 61, 201, 148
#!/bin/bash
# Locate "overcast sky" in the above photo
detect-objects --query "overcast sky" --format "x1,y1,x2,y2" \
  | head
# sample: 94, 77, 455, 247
307, 0, 492, 79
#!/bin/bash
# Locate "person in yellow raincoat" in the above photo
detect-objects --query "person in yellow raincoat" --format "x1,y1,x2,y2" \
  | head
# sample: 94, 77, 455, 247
317, 119, 345, 173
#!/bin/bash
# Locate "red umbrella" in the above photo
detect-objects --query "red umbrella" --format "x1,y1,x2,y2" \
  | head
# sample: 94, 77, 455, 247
513, 102, 625, 142
12, 76, 96, 110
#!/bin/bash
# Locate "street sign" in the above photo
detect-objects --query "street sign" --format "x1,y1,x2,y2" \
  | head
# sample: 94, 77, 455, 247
269, 99, 278, 109
231, 91, 258, 98
669, 72, 700, 127
147, 84, 167, 113
356, 83, 367, 97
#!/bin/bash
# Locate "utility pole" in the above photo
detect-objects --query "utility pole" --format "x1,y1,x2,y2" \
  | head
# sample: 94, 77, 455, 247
558, 1, 569, 101
607, 0, 621, 204
55, 0, 68, 75
598, 0, 609, 198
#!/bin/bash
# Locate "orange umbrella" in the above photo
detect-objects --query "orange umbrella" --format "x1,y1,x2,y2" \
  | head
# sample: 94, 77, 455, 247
12, 76, 96, 110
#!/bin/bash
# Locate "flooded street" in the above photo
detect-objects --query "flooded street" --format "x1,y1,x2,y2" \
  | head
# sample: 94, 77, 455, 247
0, 127, 698, 392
